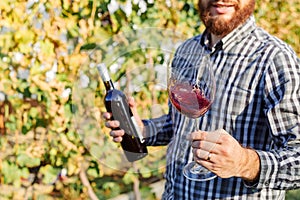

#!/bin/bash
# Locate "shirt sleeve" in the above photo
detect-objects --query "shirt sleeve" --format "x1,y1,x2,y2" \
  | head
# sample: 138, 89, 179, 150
245, 50, 300, 190
143, 101, 174, 146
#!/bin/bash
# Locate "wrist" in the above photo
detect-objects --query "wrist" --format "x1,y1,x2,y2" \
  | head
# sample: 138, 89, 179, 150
239, 148, 260, 182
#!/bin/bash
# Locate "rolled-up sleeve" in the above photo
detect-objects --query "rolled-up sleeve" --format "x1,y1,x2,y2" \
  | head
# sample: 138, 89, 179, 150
245, 51, 300, 190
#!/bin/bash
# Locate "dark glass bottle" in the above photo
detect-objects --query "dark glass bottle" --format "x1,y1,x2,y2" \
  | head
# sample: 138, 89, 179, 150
97, 64, 148, 162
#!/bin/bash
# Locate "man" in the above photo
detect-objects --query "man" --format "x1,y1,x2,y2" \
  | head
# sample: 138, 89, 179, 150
103, 0, 300, 199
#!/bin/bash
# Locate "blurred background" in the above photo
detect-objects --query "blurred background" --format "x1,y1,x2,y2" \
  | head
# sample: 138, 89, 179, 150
0, 0, 299, 199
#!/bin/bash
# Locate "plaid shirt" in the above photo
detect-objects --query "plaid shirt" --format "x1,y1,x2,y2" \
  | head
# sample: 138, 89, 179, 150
144, 16, 300, 199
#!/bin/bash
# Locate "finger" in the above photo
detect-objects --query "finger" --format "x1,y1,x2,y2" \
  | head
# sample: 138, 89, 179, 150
205, 131, 222, 144
192, 148, 210, 160
188, 130, 223, 144
113, 136, 123, 143
102, 112, 112, 120
127, 96, 135, 107
110, 129, 124, 143
186, 130, 206, 141
127, 96, 144, 128
105, 120, 120, 129
195, 157, 216, 170
192, 140, 218, 152
128, 97, 139, 117
110, 129, 125, 137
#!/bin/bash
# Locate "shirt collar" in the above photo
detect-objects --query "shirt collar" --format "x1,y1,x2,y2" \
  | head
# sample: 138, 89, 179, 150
200, 15, 257, 53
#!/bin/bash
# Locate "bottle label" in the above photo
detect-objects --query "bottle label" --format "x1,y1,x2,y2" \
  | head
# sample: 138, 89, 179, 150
131, 116, 145, 143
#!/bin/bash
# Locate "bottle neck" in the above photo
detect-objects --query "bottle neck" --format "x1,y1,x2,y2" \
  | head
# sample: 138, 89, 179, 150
104, 80, 115, 91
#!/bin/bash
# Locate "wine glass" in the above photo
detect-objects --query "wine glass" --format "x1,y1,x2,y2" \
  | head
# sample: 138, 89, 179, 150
167, 52, 216, 181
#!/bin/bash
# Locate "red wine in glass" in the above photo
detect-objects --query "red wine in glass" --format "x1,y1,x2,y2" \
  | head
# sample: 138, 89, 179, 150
169, 81, 212, 119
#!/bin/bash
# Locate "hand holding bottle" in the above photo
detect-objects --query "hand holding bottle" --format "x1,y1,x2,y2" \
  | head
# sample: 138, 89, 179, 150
103, 97, 144, 143
98, 64, 148, 162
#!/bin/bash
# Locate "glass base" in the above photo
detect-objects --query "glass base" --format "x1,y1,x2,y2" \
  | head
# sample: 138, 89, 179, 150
183, 161, 217, 181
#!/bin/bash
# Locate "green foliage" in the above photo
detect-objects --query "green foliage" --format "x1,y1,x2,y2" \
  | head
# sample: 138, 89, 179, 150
286, 190, 300, 200
0, 0, 299, 199
255, 0, 300, 55
1, 161, 29, 187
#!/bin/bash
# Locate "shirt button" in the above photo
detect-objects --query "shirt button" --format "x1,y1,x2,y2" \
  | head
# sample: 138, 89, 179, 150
265, 181, 270, 186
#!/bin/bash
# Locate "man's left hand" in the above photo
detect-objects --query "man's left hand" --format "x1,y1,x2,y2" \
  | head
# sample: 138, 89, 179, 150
188, 129, 260, 181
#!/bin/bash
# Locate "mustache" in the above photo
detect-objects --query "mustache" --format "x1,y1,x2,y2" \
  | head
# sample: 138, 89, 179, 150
208, 0, 239, 5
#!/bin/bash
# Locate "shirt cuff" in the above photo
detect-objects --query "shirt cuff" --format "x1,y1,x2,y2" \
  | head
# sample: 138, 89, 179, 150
243, 150, 279, 189
142, 119, 157, 146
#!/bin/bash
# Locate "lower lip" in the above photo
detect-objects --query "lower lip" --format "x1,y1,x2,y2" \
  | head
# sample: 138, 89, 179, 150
212, 6, 234, 14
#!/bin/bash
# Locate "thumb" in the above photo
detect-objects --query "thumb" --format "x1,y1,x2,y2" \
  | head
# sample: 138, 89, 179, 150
127, 96, 144, 129
127, 96, 136, 108
128, 96, 139, 118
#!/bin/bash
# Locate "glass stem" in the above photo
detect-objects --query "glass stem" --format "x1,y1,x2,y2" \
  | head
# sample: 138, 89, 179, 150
191, 118, 201, 171
194, 118, 200, 131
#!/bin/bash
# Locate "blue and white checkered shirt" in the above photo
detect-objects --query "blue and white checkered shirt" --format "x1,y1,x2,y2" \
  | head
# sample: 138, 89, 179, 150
144, 16, 300, 199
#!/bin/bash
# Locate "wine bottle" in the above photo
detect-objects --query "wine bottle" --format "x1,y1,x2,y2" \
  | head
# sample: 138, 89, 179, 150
97, 63, 148, 162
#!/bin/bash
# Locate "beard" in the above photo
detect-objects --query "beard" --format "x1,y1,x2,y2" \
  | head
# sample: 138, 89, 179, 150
198, 0, 255, 37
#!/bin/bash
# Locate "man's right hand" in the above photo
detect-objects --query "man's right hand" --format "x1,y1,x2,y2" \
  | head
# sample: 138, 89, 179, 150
102, 112, 124, 143
102, 96, 144, 143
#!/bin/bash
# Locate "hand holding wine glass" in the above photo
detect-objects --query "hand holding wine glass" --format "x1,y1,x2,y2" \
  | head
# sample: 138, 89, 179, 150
189, 129, 260, 181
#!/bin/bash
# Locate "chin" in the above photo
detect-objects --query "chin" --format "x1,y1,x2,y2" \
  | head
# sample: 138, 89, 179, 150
215, 14, 234, 23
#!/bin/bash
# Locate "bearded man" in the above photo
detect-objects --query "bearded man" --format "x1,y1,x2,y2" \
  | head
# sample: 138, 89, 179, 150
104, 0, 300, 199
